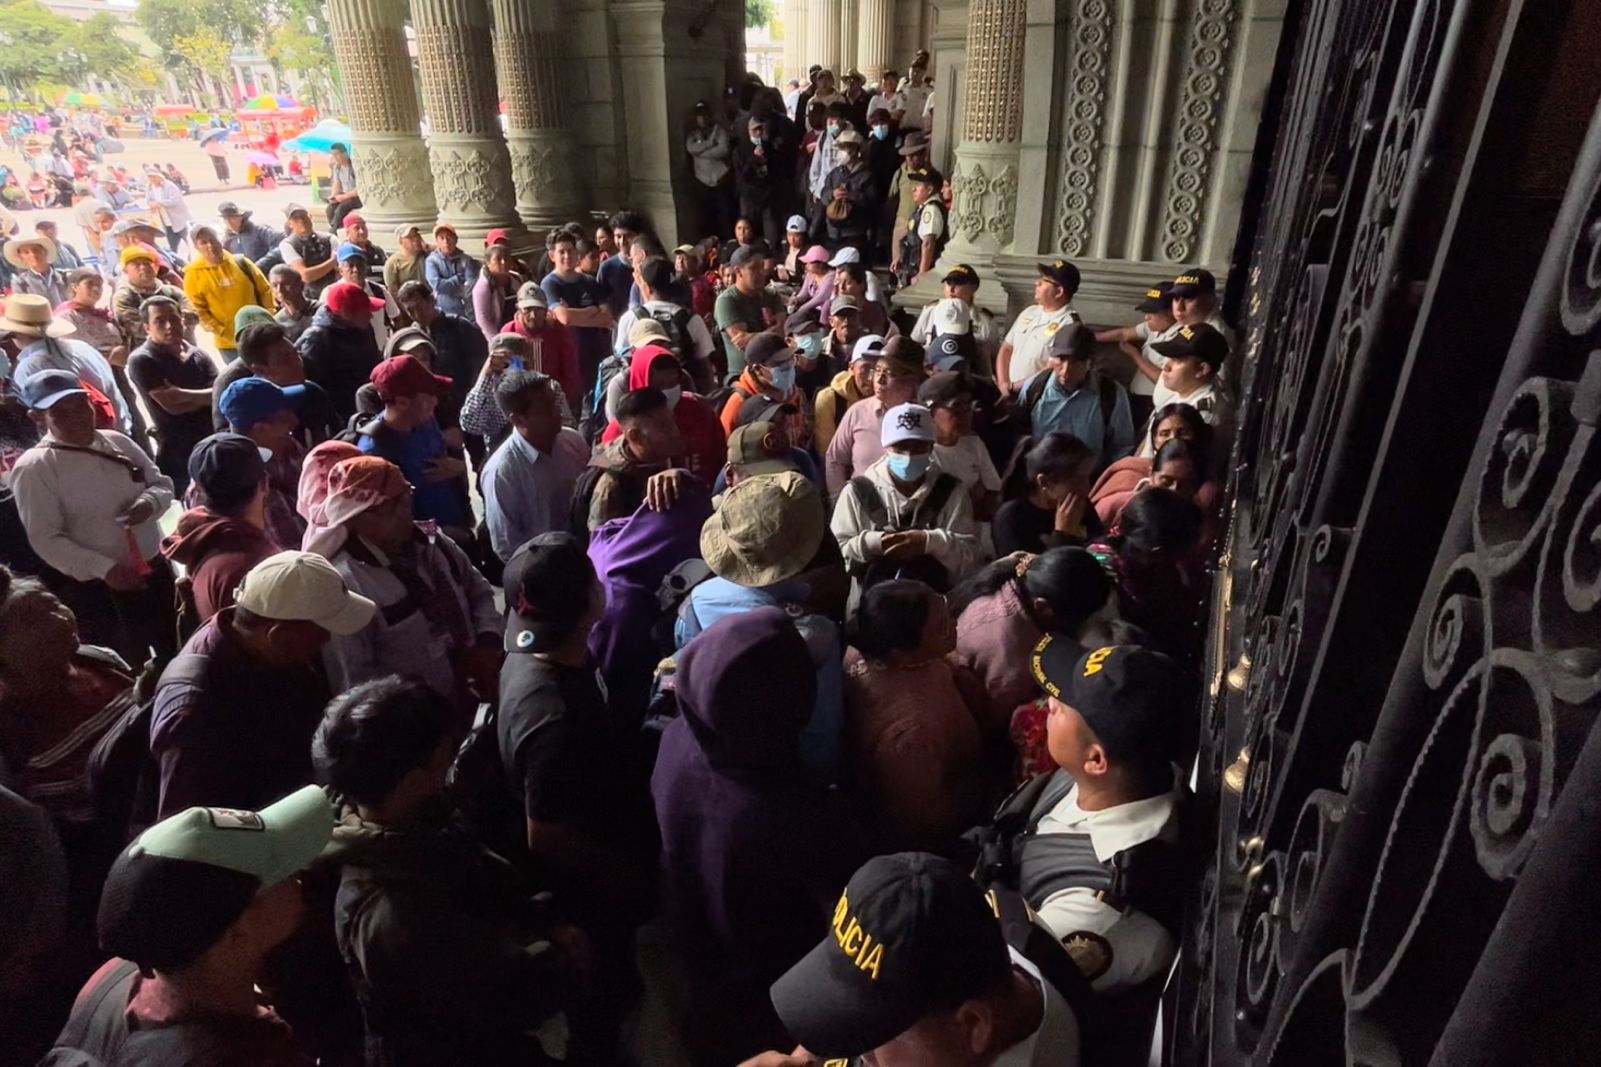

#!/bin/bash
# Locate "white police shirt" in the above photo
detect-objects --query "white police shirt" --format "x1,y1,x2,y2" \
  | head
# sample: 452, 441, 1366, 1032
1031, 783, 1181, 996
1003, 304, 1082, 384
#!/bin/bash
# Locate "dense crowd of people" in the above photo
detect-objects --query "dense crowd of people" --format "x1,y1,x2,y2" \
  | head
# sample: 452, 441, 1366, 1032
0, 55, 1236, 1067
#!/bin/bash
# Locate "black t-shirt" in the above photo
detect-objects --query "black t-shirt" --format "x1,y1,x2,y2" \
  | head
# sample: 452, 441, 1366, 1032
127, 343, 217, 457
541, 272, 610, 377
991, 497, 1103, 557
496, 655, 643, 831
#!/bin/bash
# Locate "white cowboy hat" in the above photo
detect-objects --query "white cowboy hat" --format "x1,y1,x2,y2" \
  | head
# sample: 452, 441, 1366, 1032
0, 293, 74, 338
3, 234, 58, 270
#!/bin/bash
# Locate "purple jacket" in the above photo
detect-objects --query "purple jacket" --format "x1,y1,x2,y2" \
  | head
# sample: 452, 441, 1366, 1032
586, 476, 713, 719
650, 607, 860, 1063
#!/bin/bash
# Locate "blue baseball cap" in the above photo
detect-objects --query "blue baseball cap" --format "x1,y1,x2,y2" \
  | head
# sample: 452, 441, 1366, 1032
335, 242, 368, 264
19, 369, 87, 410
220, 377, 304, 433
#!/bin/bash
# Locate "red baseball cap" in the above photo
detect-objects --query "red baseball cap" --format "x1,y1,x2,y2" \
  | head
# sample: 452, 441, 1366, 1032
370, 355, 453, 401
485, 228, 509, 247
342, 211, 366, 228
324, 281, 385, 318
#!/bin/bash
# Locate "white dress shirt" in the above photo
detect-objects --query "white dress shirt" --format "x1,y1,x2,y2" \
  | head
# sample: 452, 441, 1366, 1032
9, 430, 174, 581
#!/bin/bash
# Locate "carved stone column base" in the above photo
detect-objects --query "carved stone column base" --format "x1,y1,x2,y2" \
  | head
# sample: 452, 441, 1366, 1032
427, 135, 526, 244
506, 129, 583, 232
350, 138, 438, 233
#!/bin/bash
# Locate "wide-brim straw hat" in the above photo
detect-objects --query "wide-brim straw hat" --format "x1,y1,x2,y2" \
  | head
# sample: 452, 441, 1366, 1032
0, 293, 74, 338
3, 234, 58, 270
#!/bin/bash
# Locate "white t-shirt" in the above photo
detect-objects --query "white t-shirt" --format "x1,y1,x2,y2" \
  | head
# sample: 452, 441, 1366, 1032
612, 301, 715, 361
916, 202, 946, 240
1003, 304, 1082, 384
1032, 783, 1181, 996
934, 436, 1000, 497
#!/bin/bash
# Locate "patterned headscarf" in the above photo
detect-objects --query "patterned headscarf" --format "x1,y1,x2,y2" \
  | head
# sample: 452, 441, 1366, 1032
320, 456, 410, 531
297, 441, 361, 555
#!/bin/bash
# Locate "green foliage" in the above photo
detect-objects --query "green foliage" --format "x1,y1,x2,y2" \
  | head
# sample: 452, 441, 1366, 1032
746, 0, 774, 29
0, 0, 75, 96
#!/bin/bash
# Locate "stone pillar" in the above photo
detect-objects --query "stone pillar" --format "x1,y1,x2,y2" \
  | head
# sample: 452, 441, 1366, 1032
784, 0, 806, 83
807, 0, 841, 72
410, 0, 523, 242
855, 0, 894, 81
937, 0, 1026, 282
328, 0, 438, 232
490, 0, 581, 232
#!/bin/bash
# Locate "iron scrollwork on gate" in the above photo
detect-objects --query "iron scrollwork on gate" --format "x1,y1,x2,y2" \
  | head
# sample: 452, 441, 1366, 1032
1184, 0, 1601, 1063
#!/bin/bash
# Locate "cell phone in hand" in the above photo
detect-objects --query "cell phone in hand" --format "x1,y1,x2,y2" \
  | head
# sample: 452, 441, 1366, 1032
509, 357, 524, 372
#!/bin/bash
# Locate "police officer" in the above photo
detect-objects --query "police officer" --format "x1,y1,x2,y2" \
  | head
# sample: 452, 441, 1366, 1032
995, 260, 1084, 394
911, 263, 1000, 373
894, 167, 945, 287
976, 638, 1193, 1063
745, 852, 1082, 1067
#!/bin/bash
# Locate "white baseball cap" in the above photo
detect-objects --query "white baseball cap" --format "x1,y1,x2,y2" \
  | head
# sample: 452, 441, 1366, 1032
785, 214, 808, 233
828, 246, 862, 267
933, 297, 972, 336
850, 334, 886, 364
881, 402, 935, 448
233, 551, 377, 635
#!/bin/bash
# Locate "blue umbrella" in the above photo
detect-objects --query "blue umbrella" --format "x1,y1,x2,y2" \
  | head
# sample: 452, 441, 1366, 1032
200, 127, 228, 145
281, 119, 353, 155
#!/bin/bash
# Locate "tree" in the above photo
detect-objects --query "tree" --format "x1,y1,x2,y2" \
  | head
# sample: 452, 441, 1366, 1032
65, 15, 146, 90
135, 0, 253, 103
746, 0, 773, 29
0, 0, 75, 101
172, 24, 233, 106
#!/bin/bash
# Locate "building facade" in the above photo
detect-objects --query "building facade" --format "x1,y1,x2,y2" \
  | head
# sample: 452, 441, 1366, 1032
329, 0, 1282, 322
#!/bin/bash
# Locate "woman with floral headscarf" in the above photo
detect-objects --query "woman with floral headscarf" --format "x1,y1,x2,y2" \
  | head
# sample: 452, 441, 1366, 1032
297, 439, 362, 555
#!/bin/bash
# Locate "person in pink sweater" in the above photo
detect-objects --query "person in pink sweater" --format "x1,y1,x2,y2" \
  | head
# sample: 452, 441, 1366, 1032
842, 579, 994, 854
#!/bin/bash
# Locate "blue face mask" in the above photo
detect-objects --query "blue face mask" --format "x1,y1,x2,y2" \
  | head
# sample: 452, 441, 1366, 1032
872, 125, 890, 140
751, 135, 763, 146
827, 122, 840, 135
767, 364, 796, 392
887, 452, 931, 481
795, 333, 825, 359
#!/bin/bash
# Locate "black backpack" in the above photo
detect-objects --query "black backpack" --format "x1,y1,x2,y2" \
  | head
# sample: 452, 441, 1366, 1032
845, 471, 963, 592
632, 304, 693, 365
1014, 368, 1120, 456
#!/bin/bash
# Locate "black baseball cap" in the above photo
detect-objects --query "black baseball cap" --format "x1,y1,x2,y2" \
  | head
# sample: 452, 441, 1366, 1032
770, 852, 1013, 1058
188, 433, 272, 505
744, 332, 794, 368
729, 245, 764, 269
1038, 258, 1081, 293
1029, 637, 1194, 767
1169, 268, 1216, 298
909, 166, 942, 189
1134, 281, 1172, 314
941, 263, 980, 287
97, 786, 332, 975
1045, 323, 1096, 362
1151, 322, 1229, 368
503, 532, 596, 653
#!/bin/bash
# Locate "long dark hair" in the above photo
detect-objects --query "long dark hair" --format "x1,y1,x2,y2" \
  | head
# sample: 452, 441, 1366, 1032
1112, 488, 1203, 558
946, 546, 1110, 632
1147, 402, 1212, 461
848, 579, 935, 661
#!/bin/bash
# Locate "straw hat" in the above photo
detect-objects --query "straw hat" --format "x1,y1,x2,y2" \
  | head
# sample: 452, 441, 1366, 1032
0, 293, 74, 338
3, 234, 58, 270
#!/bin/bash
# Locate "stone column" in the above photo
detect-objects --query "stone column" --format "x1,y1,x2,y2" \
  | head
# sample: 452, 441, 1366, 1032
490, 0, 581, 231
410, 0, 523, 242
855, 0, 894, 81
807, 0, 841, 72
328, 0, 438, 232
784, 0, 806, 83
937, 0, 1026, 278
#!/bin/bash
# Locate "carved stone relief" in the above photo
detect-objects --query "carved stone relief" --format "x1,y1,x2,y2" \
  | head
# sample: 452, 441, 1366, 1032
1159, 0, 1239, 263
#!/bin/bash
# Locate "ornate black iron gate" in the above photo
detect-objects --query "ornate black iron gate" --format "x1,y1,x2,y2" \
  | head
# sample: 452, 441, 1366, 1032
1180, 0, 1601, 1063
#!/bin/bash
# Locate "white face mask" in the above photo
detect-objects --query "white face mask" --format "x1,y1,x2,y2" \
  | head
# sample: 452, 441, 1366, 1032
661, 385, 682, 410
